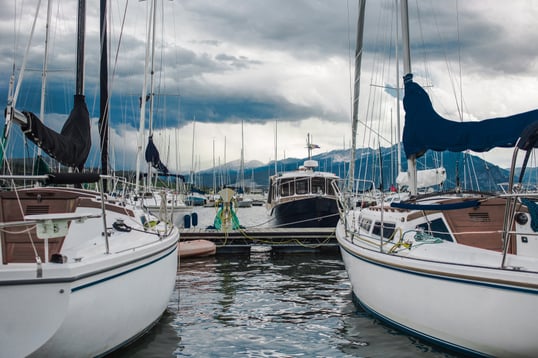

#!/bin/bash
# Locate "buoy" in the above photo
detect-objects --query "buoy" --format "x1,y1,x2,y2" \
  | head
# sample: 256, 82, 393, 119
191, 212, 198, 227
183, 214, 191, 229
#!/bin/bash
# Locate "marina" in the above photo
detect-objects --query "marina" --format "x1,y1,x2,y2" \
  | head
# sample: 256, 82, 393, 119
3, 1, 538, 357
179, 206, 338, 253
180, 227, 337, 253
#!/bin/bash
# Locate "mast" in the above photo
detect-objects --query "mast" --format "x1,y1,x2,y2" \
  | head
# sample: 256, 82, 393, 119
240, 119, 245, 192
190, 117, 195, 186
224, 136, 228, 186
212, 138, 216, 194
135, 0, 154, 192
38, 0, 53, 158
395, 0, 402, 177
30, 0, 53, 177
274, 119, 278, 175
99, 0, 109, 189
401, 0, 411, 78
147, 0, 157, 184
348, 0, 366, 193
175, 128, 180, 192
400, 0, 417, 195
307, 133, 312, 160
75, 0, 86, 96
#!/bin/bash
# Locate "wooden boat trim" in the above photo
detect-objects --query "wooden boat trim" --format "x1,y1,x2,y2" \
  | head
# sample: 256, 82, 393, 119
0, 190, 80, 264
78, 197, 134, 217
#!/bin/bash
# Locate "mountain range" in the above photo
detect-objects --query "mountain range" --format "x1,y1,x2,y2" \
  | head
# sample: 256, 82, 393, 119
189, 144, 516, 193
8, 144, 530, 194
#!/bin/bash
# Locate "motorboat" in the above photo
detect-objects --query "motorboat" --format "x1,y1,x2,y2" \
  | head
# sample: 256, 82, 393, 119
267, 135, 340, 228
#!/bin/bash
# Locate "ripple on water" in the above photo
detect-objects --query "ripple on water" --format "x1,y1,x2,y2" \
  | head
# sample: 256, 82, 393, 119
110, 251, 460, 358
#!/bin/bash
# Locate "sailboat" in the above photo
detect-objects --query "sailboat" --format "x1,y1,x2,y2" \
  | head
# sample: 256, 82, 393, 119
236, 120, 253, 208
336, 1, 538, 356
134, 0, 193, 228
184, 118, 208, 207
0, 1, 179, 356
266, 133, 340, 228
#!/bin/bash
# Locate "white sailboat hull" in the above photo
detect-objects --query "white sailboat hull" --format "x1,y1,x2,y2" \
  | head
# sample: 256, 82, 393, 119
337, 220, 538, 357
0, 186, 180, 357
1, 238, 178, 358
0, 282, 70, 357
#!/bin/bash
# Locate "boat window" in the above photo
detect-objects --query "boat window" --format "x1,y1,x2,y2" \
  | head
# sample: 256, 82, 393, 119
296, 178, 309, 195
326, 179, 336, 195
280, 180, 293, 197
372, 221, 396, 240
312, 178, 325, 195
416, 218, 453, 242
360, 218, 372, 231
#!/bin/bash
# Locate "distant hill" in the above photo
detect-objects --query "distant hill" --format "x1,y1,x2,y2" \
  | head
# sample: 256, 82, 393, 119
189, 145, 511, 193
217, 158, 265, 171
6, 145, 518, 194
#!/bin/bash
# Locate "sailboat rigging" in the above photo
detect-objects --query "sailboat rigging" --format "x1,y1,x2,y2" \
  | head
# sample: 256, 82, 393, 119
336, 1, 538, 356
135, 0, 171, 192
0, 2, 179, 356
132, 0, 192, 228
9, 0, 91, 172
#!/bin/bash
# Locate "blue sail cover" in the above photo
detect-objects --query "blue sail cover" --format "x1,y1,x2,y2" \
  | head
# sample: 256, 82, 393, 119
402, 74, 538, 158
145, 135, 169, 174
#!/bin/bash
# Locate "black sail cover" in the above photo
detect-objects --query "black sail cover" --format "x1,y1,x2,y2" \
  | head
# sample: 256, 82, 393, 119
21, 94, 91, 170
402, 74, 538, 159
145, 135, 169, 174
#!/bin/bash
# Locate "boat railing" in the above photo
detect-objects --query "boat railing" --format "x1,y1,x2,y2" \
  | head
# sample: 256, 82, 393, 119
497, 182, 538, 195
332, 179, 350, 218
501, 123, 538, 267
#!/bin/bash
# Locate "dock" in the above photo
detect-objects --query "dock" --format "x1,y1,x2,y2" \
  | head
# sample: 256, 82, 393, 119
178, 227, 338, 254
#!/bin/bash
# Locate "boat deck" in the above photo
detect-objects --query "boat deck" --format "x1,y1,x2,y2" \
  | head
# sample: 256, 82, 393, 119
179, 227, 337, 253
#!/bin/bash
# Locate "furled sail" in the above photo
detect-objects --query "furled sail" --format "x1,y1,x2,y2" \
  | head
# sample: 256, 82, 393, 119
145, 135, 169, 174
396, 167, 446, 189
21, 94, 91, 170
402, 74, 538, 158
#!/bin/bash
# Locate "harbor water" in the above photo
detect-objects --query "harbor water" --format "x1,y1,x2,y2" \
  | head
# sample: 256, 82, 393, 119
109, 206, 458, 357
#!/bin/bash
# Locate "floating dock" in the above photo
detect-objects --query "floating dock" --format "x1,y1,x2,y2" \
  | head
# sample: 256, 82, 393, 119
178, 227, 338, 254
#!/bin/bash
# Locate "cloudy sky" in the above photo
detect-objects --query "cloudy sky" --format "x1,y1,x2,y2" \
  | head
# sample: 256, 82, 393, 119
1, 0, 538, 173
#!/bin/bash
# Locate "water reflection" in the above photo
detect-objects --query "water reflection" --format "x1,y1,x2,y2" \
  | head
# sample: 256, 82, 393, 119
106, 309, 179, 358
108, 252, 460, 357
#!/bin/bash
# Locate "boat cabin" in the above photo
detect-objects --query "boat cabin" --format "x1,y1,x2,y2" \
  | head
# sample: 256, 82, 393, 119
267, 172, 338, 208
